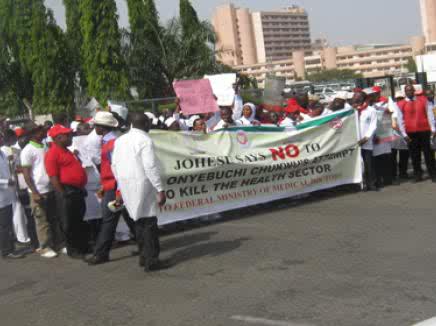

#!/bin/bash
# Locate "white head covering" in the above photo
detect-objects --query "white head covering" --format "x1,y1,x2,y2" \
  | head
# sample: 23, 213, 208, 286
165, 117, 176, 128
363, 88, 376, 95
395, 90, 405, 98
145, 112, 159, 126
243, 103, 257, 121
334, 91, 349, 101
237, 103, 258, 126
70, 121, 80, 132
187, 115, 201, 128
109, 101, 129, 121
144, 112, 156, 120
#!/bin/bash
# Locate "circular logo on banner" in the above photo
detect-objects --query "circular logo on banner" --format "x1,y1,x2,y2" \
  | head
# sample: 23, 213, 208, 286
329, 118, 343, 130
236, 131, 249, 145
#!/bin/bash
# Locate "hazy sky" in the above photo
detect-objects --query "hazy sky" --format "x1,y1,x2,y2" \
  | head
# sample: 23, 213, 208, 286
45, 0, 423, 46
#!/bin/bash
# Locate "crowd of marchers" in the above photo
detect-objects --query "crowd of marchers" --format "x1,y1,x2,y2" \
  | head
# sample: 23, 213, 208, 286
0, 83, 435, 272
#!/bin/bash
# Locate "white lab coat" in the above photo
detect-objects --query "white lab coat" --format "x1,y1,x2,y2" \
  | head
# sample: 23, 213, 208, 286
373, 102, 392, 157
358, 106, 378, 151
70, 135, 102, 221
391, 102, 409, 150
1, 146, 30, 243
112, 128, 163, 221
84, 129, 102, 166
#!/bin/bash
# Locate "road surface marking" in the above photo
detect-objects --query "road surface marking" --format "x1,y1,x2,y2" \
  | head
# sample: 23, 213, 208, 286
230, 315, 315, 326
413, 317, 436, 326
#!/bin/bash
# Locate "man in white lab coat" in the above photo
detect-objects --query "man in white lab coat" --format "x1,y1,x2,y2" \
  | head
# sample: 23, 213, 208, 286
112, 113, 167, 272
352, 91, 379, 191
0, 130, 25, 259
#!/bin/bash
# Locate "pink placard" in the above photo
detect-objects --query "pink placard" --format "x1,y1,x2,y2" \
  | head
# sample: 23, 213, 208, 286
173, 79, 219, 115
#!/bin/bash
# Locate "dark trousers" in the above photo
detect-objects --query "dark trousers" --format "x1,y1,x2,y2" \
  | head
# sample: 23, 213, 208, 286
362, 149, 376, 189
392, 149, 410, 178
374, 153, 393, 187
408, 131, 436, 179
0, 205, 14, 256
136, 217, 160, 269
56, 186, 89, 255
94, 189, 136, 259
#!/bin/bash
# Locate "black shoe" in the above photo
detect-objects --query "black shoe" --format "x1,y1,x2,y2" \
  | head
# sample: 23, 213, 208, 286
144, 260, 172, 273
67, 252, 85, 260
3, 252, 25, 260
399, 174, 409, 180
413, 176, 423, 183
131, 250, 140, 256
86, 255, 109, 266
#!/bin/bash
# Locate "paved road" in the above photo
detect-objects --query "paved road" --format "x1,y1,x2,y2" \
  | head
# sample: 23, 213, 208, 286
1, 180, 436, 326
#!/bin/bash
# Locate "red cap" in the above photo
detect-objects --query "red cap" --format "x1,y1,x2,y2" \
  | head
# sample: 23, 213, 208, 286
48, 124, 73, 138
372, 86, 382, 93
285, 99, 301, 114
379, 96, 388, 103
14, 128, 26, 138
84, 117, 93, 123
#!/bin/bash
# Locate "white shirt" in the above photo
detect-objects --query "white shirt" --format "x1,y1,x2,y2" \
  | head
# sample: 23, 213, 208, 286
232, 95, 244, 121
173, 113, 193, 131
237, 117, 260, 126
279, 117, 299, 128
70, 135, 95, 168
211, 119, 243, 131
358, 106, 378, 151
321, 108, 333, 116
205, 112, 221, 131
112, 128, 163, 220
397, 97, 436, 137
0, 151, 13, 208
20, 141, 52, 194
84, 129, 102, 166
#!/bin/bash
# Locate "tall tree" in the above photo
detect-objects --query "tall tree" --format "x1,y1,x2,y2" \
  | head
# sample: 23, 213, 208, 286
306, 69, 363, 83
176, 0, 217, 80
126, 0, 166, 98
179, 0, 201, 37
0, 0, 33, 115
406, 57, 417, 73
30, 1, 75, 114
80, 0, 129, 104
63, 0, 84, 89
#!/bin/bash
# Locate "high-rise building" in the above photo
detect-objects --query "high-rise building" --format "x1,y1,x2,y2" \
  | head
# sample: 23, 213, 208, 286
420, 0, 436, 50
235, 38, 426, 88
212, 4, 311, 66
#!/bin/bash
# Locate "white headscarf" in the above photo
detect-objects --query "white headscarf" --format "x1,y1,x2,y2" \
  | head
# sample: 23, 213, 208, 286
238, 103, 258, 126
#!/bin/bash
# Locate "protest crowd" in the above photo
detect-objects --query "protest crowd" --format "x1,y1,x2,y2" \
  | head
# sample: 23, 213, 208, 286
1, 79, 436, 273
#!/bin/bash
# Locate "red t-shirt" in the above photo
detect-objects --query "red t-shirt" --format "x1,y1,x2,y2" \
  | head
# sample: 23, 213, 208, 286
100, 139, 117, 191
44, 142, 88, 189
397, 97, 431, 133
